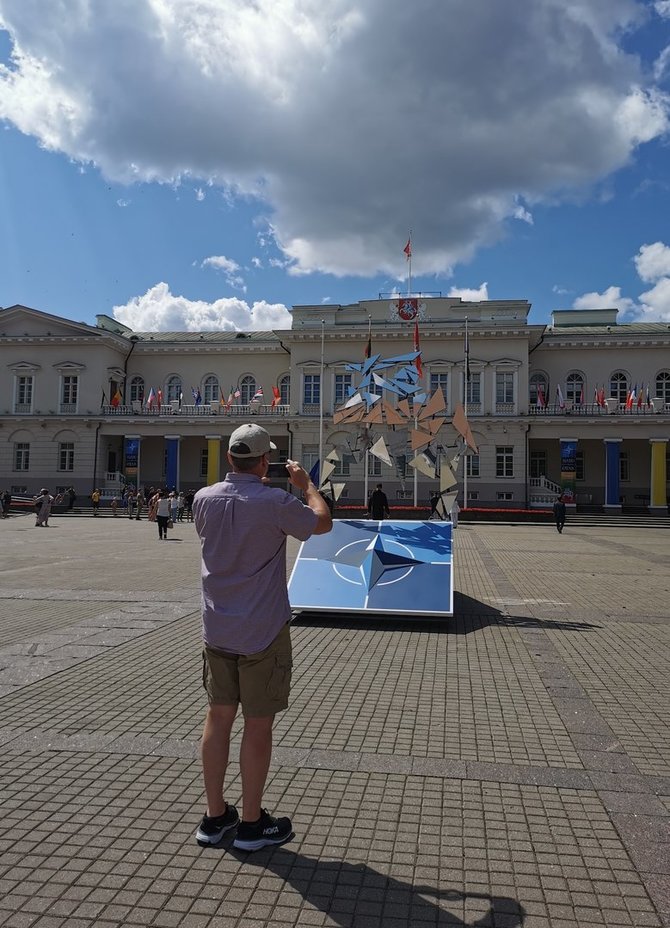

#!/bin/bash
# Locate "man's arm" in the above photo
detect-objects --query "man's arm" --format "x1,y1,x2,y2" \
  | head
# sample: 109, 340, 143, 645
286, 460, 333, 535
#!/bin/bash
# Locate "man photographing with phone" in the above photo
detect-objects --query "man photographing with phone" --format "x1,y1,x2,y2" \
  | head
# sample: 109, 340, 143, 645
193, 423, 332, 851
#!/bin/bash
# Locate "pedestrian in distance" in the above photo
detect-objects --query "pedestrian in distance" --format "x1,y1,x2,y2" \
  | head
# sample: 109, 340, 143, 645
553, 495, 567, 533
34, 488, 54, 526
367, 483, 390, 520
66, 487, 76, 510
156, 490, 171, 540
110, 496, 119, 517
193, 423, 332, 851
450, 498, 460, 529
135, 491, 144, 521
91, 488, 101, 516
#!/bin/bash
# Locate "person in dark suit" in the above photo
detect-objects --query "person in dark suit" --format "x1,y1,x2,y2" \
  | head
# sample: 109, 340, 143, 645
553, 496, 566, 533
367, 483, 390, 520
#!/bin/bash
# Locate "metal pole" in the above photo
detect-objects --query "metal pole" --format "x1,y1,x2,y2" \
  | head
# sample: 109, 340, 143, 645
318, 319, 325, 488
463, 317, 468, 509
363, 428, 369, 509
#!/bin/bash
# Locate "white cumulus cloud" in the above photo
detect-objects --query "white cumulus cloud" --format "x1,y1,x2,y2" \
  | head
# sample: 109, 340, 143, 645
201, 254, 246, 290
112, 282, 292, 331
634, 241, 670, 282
449, 283, 489, 302
0, 0, 668, 278
572, 285, 635, 314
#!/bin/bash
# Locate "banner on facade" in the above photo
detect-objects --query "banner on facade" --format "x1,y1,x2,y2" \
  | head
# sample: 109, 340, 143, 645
124, 438, 139, 476
559, 439, 577, 503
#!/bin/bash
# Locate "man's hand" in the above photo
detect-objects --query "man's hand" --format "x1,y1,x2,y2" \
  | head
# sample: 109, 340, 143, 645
286, 460, 332, 535
286, 459, 310, 492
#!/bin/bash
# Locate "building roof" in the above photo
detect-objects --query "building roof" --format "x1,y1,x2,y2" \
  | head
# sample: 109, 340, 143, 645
131, 330, 283, 342
546, 323, 670, 336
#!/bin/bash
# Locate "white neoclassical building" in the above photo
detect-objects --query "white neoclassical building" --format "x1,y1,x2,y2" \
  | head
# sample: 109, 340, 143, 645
1, 298, 669, 512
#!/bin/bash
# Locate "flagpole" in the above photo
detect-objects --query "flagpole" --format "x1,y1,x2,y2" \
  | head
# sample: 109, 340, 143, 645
363, 315, 371, 508
407, 230, 412, 297
318, 319, 325, 489
463, 317, 469, 511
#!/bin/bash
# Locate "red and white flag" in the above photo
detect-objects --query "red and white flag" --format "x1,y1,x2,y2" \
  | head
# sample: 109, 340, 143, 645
537, 385, 546, 408
252, 387, 264, 403
413, 320, 423, 378
556, 384, 565, 409
403, 237, 412, 259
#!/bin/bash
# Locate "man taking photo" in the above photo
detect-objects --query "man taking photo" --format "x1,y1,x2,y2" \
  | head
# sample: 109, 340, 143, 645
193, 424, 332, 851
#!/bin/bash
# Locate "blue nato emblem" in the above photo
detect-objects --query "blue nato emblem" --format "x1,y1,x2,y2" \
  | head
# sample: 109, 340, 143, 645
288, 520, 453, 616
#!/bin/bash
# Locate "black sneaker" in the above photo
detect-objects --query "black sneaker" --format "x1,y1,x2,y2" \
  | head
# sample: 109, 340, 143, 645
233, 809, 294, 852
196, 804, 240, 846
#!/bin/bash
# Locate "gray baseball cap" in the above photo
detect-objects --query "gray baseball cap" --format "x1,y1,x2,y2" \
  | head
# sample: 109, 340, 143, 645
228, 423, 277, 458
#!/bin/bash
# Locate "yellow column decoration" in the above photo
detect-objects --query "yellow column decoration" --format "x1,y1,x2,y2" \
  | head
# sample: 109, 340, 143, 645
206, 436, 221, 487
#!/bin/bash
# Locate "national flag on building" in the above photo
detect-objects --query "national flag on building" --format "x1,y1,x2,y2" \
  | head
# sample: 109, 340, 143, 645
537, 385, 546, 408
413, 320, 423, 378
403, 237, 412, 259
157, 389, 163, 409
252, 387, 264, 403
234, 387, 241, 399
364, 330, 372, 360
111, 388, 122, 408
146, 387, 156, 409
598, 386, 606, 408
271, 385, 281, 408
192, 387, 202, 406
556, 384, 565, 409
637, 384, 644, 409
646, 383, 653, 407
219, 387, 227, 407
625, 383, 636, 410
178, 391, 183, 409
100, 389, 108, 408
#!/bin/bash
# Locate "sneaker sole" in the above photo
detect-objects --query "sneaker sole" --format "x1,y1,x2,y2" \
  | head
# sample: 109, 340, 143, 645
233, 830, 295, 852
196, 820, 239, 847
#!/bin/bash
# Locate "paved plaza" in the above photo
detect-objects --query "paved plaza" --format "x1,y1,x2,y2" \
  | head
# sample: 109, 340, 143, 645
0, 511, 669, 928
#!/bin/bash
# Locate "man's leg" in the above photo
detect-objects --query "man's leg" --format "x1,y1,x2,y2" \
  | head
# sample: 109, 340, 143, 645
239, 715, 274, 822
201, 703, 237, 817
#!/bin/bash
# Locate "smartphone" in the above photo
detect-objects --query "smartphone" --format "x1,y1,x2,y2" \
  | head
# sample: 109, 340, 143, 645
266, 462, 289, 479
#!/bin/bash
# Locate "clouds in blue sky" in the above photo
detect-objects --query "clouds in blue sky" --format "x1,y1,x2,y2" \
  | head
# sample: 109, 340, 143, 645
572, 242, 670, 321
1, 0, 668, 287
112, 282, 292, 332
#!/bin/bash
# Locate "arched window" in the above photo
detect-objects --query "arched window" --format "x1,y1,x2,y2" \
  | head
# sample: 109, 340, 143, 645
566, 372, 584, 405
166, 375, 182, 403
202, 375, 219, 405
129, 376, 144, 403
529, 373, 548, 406
240, 375, 256, 405
656, 371, 670, 403
279, 374, 290, 406
609, 372, 628, 404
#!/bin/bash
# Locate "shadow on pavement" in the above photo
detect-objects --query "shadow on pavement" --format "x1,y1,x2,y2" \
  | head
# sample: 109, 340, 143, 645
223, 847, 526, 927
292, 591, 601, 633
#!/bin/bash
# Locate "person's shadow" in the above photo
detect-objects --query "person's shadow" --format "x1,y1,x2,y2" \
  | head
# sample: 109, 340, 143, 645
227, 846, 526, 927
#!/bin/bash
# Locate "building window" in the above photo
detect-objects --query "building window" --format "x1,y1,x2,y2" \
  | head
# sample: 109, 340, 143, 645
279, 374, 290, 406
302, 445, 318, 477
200, 449, 208, 477
14, 443, 30, 471
576, 451, 585, 481
610, 372, 628, 404
465, 454, 480, 477
61, 375, 78, 407
58, 442, 75, 471
468, 491, 479, 501
240, 375, 256, 405
430, 372, 448, 402
566, 372, 584, 405
656, 372, 670, 403
334, 374, 352, 406
529, 451, 546, 478
11, 485, 27, 494
303, 374, 320, 406
129, 376, 144, 403
495, 372, 514, 405
496, 491, 513, 501
466, 372, 481, 405
16, 375, 34, 410
529, 373, 548, 406
202, 375, 219, 405
495, 446, 514, 478
166, 375, 182, 404
367, 453, 382, 477
619, 451, 629, 482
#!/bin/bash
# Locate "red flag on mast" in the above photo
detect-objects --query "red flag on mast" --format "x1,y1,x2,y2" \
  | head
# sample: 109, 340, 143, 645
403, 237, 412, 259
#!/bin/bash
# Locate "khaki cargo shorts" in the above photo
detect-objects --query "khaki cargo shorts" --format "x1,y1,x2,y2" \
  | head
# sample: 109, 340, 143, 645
202, 623, 292, 718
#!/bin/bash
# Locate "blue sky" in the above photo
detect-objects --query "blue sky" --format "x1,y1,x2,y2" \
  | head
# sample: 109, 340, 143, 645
1, 1, 670, 331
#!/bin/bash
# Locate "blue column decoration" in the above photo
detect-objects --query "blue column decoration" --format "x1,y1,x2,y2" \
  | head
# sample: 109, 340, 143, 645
165, 437, 180, 491
604, 440, 621, 507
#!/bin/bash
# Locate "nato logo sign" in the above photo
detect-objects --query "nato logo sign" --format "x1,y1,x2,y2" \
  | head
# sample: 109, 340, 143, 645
289, 520, 453, 617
